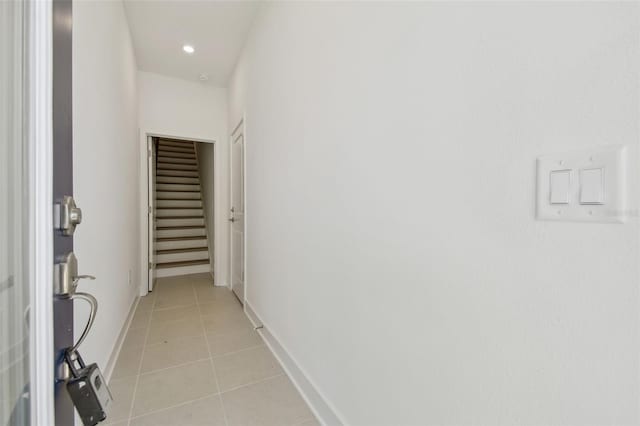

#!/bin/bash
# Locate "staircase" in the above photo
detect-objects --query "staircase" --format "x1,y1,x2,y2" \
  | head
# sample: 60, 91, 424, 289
154, 139, 211, 278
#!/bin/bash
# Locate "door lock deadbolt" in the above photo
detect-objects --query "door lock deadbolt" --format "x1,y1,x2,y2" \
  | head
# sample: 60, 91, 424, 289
54, 195, 83, 236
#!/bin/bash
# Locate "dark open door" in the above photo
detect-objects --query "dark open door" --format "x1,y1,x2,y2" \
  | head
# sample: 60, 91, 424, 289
52, 0, 75, 423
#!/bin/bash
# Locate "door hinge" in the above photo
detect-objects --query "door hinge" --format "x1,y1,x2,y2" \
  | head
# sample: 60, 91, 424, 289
148, 262, 153, 270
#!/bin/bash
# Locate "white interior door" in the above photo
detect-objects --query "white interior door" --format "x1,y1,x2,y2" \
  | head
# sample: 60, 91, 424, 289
148, 137, 156, 291
230, 124, 245, 302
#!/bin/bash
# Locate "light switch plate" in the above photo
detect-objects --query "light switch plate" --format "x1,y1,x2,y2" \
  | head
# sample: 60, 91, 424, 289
536, 145, 626, 223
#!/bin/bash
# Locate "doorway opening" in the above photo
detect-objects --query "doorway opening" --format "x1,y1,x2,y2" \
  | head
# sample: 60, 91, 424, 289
147, 136, 216, 292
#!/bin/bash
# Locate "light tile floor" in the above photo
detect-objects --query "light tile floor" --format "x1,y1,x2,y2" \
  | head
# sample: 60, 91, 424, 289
105, 273, 318, 426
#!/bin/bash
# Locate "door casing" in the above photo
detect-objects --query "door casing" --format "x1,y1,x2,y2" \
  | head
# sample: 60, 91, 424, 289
28, 1, 56, 423
141, 132, 218, 295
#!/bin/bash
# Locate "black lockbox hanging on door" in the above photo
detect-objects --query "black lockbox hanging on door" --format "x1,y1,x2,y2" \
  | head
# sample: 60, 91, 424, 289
65, 349, 113, 426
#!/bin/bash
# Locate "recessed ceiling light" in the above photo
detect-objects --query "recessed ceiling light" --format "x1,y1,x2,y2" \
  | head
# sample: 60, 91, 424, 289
183, 45, 195, 54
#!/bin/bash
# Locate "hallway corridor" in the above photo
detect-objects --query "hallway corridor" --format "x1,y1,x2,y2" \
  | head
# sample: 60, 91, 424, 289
105, 274, 318, 426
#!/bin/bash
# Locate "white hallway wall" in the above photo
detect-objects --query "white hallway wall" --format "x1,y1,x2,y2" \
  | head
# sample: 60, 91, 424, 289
196, 142, 215, 272
73, 0, 139, 372
228, 3, 640, 425
137, 71, 229, 290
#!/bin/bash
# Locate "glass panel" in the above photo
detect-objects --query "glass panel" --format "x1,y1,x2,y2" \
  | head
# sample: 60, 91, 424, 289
0, 0, 31, 424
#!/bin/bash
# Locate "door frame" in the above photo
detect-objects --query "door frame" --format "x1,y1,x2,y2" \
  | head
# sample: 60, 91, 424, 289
146, 136, 156, 292
139, 132, 218, 295
229, 118, 247, 303
26, 0, 55, 423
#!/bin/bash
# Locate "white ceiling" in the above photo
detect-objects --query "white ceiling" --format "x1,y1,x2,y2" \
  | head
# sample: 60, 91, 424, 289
123, 1, 260, 86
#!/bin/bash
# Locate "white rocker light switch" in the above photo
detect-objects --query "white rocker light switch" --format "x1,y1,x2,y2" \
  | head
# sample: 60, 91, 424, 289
579, 168, 604, 205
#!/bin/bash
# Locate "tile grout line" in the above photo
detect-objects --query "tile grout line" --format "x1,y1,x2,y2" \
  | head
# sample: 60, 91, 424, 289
137, 356, 212, 377
218, 372, 286, 395
197, 282, 230, 426
211, 342, 266, 359
127, 391, 221, 423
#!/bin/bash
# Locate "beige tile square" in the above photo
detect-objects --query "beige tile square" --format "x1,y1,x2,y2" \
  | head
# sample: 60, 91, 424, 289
132, 360, 218, 416
222, 375, 314, 426
146, 317, 204, 345
121, 327, 147, 351
140, 335, 210, 373
206, 329, 264, 357
136, 293, 156, 312
202, 309, 254, 337
156, 275, 194, 287
151, 305, 200, 324
130, 309, 152, 330
214, 346, 283, 392
195, 284, 236, 304
111, 345, 143, 380
154, 289, 197, 310
129, 395, 225, 426
104, 376, 136, 424
198, 299, 242, 320
188, 273, 215, 287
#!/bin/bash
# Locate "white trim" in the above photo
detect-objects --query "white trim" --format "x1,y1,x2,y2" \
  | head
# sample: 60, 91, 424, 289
244, 302, 345, 426
27, 0, 54, 423
139, 131, 224, 297
104, 296, 139, 382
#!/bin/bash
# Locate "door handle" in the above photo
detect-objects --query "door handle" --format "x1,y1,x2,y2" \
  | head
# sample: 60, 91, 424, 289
54, 253, 96, 297
68, 292, 98, 354
228, 217, 235, 223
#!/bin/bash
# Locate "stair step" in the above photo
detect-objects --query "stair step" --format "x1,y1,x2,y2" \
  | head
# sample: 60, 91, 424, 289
156, 236, 206, 241
156, 183, 200, 192
156, 249, 208, 263
154, 247, 209, 265
156, 170, 199, 178
156, 247, 208, 254
156, 208, 204, 218
156, 145, 194, 154
157, 150, 195, 159
157, 163, 197, 171
156, 259, 209, 269
156, 191, 201, 200
156, 248, 209, 263
157, 156, 197, 165
159, 140, 193, 148
156, 176, 199, 184
156, 217, 205, 227
156, 227, 206, 238
155, 261, 211, 278
156, 199, 202, 208
156, 238, 207, 251
156, 224, 204, 229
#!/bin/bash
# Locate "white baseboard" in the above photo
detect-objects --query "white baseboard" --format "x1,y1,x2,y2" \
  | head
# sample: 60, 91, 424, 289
244, 301, 344, 426
104, 295, 139, 382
